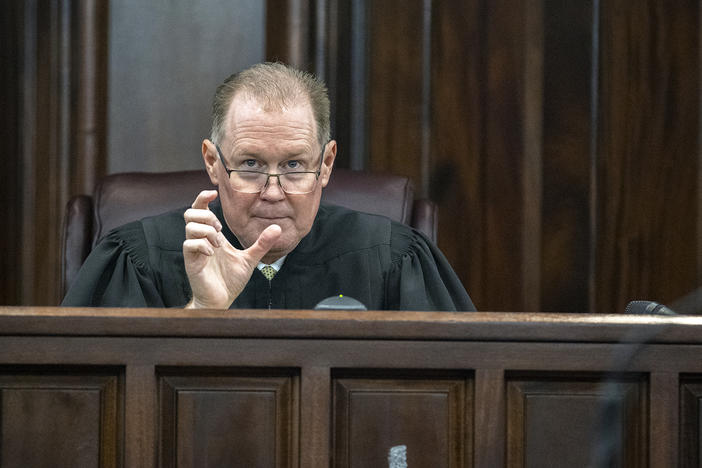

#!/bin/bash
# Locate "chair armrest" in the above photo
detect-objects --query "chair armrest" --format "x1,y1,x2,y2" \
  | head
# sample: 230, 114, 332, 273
61, 195, 93, 298
411, 199, 438, 243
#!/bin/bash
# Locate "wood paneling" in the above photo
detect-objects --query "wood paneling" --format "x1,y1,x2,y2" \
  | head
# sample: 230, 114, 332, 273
0, 0, 22, 305
322, 0, 368, 170
431, 0, 484, 307
680, 376, 702, 467
481, 0, 529, 311
367, 0, 428, 190
2, 1, 700, 312
507, 374, 648, 467
0, 367, 122, 468
1, 0, 107, 306
266, 0, 311, 69
332, 372, 471, 468
159, 368, 298, 468
540, 0, 594, 312
20, 0, 76, 307
323, 0, 701, 313
597, 0, 700, 314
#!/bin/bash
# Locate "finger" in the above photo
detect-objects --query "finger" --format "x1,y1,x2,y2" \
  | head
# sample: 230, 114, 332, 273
185, 222, 221, 246
184, 208, 223, 231
191, 190, 219, 210
183, 238, 214, 256
245, 224, 282, 262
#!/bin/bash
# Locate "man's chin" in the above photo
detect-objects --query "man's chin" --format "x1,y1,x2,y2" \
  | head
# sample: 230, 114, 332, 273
267, 236, 299, 258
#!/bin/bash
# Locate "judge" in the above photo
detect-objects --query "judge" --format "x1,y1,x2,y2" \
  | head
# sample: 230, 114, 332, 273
62, 62, 476, 311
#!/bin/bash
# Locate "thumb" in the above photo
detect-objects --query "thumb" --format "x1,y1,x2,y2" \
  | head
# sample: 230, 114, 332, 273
245, 224, 282, 263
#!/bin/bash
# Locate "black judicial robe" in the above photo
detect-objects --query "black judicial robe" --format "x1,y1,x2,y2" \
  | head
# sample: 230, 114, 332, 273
62, 202, 476, 311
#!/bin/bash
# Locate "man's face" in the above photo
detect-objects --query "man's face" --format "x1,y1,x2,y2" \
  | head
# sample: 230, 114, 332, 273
203, 94, 335, 263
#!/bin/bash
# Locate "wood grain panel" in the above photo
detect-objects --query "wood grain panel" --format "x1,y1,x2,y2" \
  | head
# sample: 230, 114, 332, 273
540, 0, 594, 312
70, 0, 108, 198
159, 368, 298, 468
367, 0, 427, 186
332, 371, 471, 468
20, 0, 73, 306
649, 372, 678, 466
680, 376, 702, 468
597, 0, 700, 314
507, 374, 647, 467
482, 0, 528, 311
431, 0, 484, 307
1, 0, 108, 306
266, 0, 312, 68
0, 368, 122, 468
4, 0, 701, 313
322, 0, 368, 170
0, 0, 22, 305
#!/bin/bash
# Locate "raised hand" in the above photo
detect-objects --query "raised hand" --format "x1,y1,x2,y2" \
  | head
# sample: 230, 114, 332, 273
183, 190, 281, 309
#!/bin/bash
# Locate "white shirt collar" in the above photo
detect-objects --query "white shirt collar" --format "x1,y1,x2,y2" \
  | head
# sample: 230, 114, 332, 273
257, 255, 286, 273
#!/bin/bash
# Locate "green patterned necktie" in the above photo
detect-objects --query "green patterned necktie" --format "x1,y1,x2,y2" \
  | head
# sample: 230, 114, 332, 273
260, 265, 277, 281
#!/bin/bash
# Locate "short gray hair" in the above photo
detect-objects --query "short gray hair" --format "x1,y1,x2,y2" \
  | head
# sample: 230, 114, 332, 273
210, 62, 330, 149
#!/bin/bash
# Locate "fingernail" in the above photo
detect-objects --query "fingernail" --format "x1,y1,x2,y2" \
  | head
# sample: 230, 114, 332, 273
216, 221, 222, 231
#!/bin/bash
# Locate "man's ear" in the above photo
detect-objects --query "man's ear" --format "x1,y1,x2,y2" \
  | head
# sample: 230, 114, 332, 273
202, 139, 220, 185
320, 140, 337, 188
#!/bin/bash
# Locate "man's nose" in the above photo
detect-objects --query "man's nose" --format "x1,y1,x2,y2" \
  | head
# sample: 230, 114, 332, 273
259, 175, 286, 200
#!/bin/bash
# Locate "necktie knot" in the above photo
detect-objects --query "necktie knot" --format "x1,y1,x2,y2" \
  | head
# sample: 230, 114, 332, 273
260, 265, 277, 280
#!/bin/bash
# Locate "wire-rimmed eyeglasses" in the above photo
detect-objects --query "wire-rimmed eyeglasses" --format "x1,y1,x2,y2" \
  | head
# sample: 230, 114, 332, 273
215, 143, 326, 194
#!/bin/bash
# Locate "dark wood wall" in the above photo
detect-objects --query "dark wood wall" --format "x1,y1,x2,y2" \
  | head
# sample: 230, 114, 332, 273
1, 0, 700, 313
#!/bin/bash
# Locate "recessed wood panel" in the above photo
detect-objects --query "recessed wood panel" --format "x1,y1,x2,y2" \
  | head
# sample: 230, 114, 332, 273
507, 374, 647, 467
158, 368, 298, 468
333, 372, 471, 468
0, 369, 122, 468
680, 376, 702, 468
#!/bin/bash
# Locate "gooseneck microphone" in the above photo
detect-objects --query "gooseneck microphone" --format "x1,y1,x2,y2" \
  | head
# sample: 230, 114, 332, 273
624, 300, 677, 316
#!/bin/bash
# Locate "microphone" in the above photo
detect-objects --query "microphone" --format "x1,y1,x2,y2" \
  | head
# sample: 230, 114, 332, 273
624, 300, 677, 316
314, 294, 367, 310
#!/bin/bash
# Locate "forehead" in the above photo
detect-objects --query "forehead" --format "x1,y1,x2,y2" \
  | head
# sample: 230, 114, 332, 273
224, 94, 317, 151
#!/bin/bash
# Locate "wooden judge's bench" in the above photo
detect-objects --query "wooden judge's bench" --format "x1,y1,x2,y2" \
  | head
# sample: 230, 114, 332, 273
1, 307, 701, 467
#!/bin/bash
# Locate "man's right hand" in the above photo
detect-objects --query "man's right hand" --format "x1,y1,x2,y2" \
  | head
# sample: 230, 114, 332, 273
182, 190, 281, 309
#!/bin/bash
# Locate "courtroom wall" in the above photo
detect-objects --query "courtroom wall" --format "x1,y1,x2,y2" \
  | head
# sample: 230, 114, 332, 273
1, 0, 699, 313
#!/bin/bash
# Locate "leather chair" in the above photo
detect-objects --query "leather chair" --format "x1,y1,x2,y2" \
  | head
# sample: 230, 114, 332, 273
61, 168, 437, 296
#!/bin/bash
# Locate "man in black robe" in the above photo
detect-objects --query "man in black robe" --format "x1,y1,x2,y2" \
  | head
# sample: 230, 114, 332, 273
62, 62, 475, 311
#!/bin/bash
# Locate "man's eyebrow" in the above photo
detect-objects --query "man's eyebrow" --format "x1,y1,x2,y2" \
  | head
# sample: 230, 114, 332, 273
231, 145, 314, 159
285, 151, 312, 159
230, 147, 262, 158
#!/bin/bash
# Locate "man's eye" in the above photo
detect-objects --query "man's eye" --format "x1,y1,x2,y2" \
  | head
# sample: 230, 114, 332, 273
243, 159, 259, 168
285, 160, 301, 170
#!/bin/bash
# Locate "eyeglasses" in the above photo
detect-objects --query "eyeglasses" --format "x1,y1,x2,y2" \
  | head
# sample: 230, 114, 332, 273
215, 143, 325, 194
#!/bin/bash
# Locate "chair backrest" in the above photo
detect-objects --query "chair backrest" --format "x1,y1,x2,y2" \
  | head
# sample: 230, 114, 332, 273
61, 168, 437, 296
